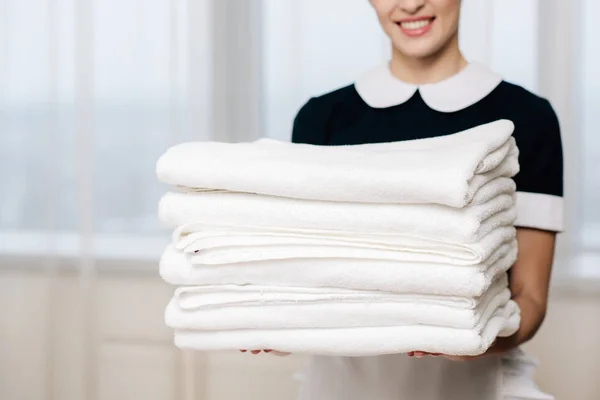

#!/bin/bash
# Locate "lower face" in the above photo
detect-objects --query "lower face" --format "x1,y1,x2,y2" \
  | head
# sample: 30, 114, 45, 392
371, 0, 461, 59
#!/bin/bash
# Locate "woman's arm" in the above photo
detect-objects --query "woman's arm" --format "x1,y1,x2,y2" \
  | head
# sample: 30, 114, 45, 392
501, 228, 556, 346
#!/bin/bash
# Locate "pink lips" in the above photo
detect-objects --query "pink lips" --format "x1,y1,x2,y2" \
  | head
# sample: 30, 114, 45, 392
396, 17, 435, 37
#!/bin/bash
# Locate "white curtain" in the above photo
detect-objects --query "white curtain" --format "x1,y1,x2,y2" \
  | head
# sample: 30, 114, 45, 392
0, 0, 214, 399
0, 0, 597, 399
580, 0, 600, 260
0, 0, 213, 260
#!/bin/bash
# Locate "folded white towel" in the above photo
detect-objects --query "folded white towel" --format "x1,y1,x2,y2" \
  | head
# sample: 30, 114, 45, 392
159, 189, 516, 244
172, 280, 504, 309
156, 120, 518, 207
171, 300, 520, 356
165, 275, 510, 331
159, 241, 517, 297
174, 224, 516, 266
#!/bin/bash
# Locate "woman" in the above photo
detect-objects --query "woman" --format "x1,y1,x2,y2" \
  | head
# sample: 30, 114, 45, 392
247, 0, 562, 398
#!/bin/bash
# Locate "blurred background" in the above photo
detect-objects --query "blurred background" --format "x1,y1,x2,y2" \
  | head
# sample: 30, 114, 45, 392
0, 0, 598, 399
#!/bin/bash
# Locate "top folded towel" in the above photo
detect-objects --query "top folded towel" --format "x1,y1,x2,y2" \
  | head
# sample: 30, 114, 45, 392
156, 119, 518, 208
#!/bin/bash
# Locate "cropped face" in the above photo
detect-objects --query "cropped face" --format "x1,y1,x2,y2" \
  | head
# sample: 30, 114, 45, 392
370, 0, 462, 59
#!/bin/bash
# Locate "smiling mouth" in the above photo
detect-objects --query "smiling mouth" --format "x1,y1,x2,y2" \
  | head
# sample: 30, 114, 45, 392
396, 17, 436, 33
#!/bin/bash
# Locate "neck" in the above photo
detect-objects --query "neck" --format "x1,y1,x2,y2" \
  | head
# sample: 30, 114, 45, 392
389, 35, 467, 84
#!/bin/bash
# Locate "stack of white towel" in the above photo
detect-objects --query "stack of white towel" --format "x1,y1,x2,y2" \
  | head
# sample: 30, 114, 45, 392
156, 119, 521, 357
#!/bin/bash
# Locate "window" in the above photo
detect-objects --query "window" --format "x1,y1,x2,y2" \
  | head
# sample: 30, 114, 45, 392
0, 0, 212, 260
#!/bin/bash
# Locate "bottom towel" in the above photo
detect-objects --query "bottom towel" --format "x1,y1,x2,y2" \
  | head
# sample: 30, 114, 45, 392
172, 300, 520, 356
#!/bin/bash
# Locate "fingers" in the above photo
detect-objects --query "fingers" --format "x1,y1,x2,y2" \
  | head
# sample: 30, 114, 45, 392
407, 351, 442, 358
239, 349, 288, 355
239, 349, 262, 354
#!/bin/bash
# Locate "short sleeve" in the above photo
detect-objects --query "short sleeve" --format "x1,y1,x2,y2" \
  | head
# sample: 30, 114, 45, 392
513, 99, 564, 232
291, 97, 330, 145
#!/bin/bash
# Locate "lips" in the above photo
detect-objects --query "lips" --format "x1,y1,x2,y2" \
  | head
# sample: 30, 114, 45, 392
396, 17, 435, 37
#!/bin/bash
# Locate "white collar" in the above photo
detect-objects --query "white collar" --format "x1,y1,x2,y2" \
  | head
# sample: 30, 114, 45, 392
354, 62, 503, 112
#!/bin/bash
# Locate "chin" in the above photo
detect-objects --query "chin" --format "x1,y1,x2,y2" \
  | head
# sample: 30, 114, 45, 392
393, 41, 443, 60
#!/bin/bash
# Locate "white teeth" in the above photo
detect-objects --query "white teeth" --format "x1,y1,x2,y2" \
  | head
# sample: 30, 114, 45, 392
400, 20, 431, 30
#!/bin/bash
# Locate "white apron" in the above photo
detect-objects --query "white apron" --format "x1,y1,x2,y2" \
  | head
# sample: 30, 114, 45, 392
297, 347, 553, 400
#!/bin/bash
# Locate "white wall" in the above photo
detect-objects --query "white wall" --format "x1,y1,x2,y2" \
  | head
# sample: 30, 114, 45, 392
0, 267, 308, 400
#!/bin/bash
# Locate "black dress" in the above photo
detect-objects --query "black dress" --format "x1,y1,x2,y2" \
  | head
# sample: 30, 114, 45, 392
293, 62, 561, 400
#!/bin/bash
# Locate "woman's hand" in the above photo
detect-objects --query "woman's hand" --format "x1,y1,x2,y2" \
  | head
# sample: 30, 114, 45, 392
408, 228, 556, 361
240, 349, 291, 356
